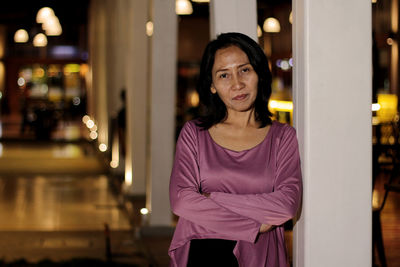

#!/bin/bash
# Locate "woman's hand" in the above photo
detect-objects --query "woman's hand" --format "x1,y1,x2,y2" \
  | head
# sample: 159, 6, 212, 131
259, 223, 273, 233
201, 192, 210, 198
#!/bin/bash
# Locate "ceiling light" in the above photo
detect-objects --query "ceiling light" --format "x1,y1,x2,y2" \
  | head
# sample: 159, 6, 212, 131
176, 0, 193, 15
263, 17, 281, 33
36, 7, 55, 24
14, 29, 29, 43
33, 33, 48, 47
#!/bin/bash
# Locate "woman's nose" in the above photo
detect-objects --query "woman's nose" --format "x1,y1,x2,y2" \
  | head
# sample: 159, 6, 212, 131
231, 74, 244, 90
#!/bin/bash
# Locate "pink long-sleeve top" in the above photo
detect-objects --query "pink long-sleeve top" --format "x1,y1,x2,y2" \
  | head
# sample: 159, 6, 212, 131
169, 120, 302, 267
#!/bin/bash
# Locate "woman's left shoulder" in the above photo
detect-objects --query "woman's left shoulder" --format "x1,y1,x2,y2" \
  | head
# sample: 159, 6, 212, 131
270, 121, 297, 136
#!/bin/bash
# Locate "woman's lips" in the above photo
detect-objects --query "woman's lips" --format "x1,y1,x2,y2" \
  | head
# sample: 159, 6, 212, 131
233, 94, 248, 100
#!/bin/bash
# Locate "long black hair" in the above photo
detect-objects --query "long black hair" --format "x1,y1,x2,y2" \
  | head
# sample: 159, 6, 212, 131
196, 32, 273, 129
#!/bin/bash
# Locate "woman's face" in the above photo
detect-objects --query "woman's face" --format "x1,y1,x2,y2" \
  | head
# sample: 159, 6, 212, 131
211, 45, 259, 115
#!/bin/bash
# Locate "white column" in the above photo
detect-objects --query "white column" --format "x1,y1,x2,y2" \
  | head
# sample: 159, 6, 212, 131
209, 0, 257, 41
123, 0, 149, 195
147, 0, 177, 225
292, 1, 371, 266
89, 0, 109, 149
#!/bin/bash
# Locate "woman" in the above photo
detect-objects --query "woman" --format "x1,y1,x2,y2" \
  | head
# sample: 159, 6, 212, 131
169, 32, 302, 267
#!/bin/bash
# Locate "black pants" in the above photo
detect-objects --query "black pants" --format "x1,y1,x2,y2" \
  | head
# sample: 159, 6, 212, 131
187, 239, 239, 267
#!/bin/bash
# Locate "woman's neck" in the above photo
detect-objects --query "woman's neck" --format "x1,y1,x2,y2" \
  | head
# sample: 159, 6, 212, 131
223, 108, 259, 129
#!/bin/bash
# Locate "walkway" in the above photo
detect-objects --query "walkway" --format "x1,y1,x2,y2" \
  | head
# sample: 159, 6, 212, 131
0, 141, 171, 266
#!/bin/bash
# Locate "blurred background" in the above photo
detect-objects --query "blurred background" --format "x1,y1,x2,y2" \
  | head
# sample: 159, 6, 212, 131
0, 0, 399, 266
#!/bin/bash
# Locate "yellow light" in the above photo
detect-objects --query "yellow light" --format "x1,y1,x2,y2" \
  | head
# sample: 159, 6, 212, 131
372, 103, 381, 111
263, 17, 281, 33
89, 131, 98, 140
257, 25, 262, 38
140, 208, 149, 215
36, 7, 55, 24
14, 29, 29, 43
176, 0, 193, 15
188, 91, 200, 107
289, 11, 293, 24
146, 21, 154, 37
268, 100, 293, 111
82, 115, 90, 124
64, 64, 81, 73
110, 160, 118, 168
90, 125, 98, 132
387, 38, 394, 46
125, 170, 132, 186
377, 94, 398, 122
86, 120, 95, 129
372, 0, 377, 3
33, 33, 47, 47
99, 143, 107, 152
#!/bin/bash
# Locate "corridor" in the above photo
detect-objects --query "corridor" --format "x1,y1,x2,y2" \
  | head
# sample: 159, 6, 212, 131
0, 140, 169, 266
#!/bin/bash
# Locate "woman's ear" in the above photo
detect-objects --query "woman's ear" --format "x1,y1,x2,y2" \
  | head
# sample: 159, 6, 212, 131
210, 85, 217, 94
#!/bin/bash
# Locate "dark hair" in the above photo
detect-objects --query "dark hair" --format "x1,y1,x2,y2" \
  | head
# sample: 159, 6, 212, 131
196, 32, 273, 129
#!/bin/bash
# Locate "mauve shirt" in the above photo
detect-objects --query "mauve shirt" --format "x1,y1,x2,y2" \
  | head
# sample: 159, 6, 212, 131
169, 120, 302, 267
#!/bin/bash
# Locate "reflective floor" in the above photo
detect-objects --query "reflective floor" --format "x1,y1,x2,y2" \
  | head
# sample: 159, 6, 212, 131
0, 175, 130, 231
0, 141, 150, 265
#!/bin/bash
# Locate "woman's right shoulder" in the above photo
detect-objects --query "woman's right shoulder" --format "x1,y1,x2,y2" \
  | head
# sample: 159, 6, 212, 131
179, 120, 202, 139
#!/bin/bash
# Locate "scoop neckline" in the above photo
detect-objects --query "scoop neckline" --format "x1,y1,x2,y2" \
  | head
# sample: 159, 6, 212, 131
206, 121, 275, 153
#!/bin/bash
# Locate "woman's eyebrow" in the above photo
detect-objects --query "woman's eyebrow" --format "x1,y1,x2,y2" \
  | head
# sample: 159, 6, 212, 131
214, 62, 251, 74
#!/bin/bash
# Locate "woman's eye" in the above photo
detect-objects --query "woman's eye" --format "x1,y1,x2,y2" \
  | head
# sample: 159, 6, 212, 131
219, 73, 228, 79
241, 67, 250, 73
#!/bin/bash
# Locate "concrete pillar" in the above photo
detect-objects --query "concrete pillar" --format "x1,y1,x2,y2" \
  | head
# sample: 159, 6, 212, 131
209, 0, 257, 41
147, 0, 177, 225
292, 1, 372, 266
123, 0, 149, 195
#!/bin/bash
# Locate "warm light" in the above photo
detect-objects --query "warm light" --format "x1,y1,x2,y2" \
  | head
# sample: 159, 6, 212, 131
268, 100, 293, 111
188, 91, 200, 107
14, 29, 29, 43
372, 0, 377, 3
17, 77, 26, 87
263, 17, 281, 33
289, 11, 293, 24
377, 94, 398, 122
45, 24, 62, 36
90, 124, 98, 131
82, 115, 90, 124
110, 160, 118, 168
387, 38, 394, 46
146, 21, 154, 37
89, 131, 98, 140
140, 208, 149, 215
176, 0, 193, 15
99, 143, 107, 152
372, 103, 381, 111
42, 16, 62, 36
33, 33, 48, 47
86, 120, 95, 129
36, 7, 55, 24
257, 25, 262, 38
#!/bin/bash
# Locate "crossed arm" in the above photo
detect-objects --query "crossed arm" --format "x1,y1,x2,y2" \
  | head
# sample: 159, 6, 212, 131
169, 122, 302, 242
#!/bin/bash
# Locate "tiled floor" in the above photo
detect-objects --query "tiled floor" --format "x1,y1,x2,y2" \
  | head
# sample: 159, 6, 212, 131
0, 141, 154, 266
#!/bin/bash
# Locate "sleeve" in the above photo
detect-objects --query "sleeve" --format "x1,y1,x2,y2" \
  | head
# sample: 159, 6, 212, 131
169, 121, 261, 242
209, 125, 302, 226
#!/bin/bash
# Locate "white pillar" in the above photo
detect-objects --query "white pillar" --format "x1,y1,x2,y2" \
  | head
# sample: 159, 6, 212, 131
123, 0, 149, 195
89, 0, 109, 150
292, 1, 372, 266
147, 0, 177, 225
209, 0, 257, 40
